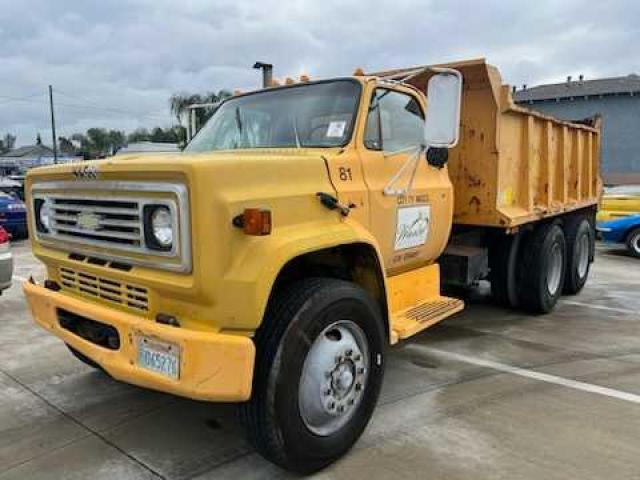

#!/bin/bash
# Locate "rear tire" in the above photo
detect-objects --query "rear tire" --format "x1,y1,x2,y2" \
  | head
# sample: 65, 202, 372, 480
489, 232, 521, 307
239, 278, 385, 474
519, 223, 566, 313
626, 228, 640, 258
563, 216, 594, 294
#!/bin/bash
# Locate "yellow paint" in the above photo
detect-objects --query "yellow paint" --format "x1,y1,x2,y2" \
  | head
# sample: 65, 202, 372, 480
387, 263, 441, 313
23, 59, 602, 403
24, 281, 254, 401
597, 193, 640, 221
374, 58, 602, 228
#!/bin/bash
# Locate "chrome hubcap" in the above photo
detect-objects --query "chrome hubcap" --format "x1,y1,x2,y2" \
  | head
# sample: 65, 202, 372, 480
547, 242, 563, 295
632, 234, 640, 255
299, 320, 369, 436
577, 233, 590, 279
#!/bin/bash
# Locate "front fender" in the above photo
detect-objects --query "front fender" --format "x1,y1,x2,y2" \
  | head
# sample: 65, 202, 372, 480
215, 218, 386, 332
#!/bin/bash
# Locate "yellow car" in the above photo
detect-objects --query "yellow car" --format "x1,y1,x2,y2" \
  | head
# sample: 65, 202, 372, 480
597, 185, 640, 221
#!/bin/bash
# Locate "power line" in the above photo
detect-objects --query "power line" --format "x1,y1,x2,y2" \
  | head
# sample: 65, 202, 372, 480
0, 92, 48, 106
53, 89, 171, 121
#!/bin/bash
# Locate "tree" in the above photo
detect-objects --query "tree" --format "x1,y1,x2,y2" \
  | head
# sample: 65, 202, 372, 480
169, 90, 232, 129
127, 128, 150, 143
58, 136, 76, 155
2, 134, 15, 152
86, 128, 110, 156
107, 130, 126, 154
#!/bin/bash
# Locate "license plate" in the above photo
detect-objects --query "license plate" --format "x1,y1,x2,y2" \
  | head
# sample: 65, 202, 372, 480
136, 335, 180, 380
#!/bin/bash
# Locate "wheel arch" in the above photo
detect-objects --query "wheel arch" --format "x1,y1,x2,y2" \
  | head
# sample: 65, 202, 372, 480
218, 222, 390, 340
267, 241, 390, 341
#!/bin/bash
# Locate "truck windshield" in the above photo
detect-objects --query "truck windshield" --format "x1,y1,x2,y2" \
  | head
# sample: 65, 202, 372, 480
185, 80, 361, 152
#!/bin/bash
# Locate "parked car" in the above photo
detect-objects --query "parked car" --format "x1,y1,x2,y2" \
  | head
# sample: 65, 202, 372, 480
0, 191, 27, 238
597, 184, 640, 221
0, 226, 12, 294
0, 177, 25, 201
597, 214, 640, 257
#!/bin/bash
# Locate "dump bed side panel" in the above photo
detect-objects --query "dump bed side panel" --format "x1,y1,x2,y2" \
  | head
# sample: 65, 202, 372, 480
496, 89, 601, 227
376, 59, 602, 229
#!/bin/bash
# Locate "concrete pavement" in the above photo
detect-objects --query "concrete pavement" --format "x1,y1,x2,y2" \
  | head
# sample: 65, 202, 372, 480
1, 241, 639, 479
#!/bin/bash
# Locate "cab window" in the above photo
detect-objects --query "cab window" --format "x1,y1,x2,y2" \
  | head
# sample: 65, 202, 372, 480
364, 89, 424, 152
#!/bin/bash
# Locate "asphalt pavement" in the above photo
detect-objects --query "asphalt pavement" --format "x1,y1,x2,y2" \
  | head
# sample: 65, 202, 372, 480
1, 241, 639, 479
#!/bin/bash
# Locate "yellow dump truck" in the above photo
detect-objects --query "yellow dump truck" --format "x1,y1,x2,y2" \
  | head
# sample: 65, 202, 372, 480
23, 58, 601, 473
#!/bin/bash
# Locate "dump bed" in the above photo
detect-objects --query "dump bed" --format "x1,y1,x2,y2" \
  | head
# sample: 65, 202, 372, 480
377, 59, 602, 229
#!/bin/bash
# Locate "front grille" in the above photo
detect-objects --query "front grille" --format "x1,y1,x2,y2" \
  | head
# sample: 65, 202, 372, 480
59, 267, 150, 312
50, 197, 142, 246
31, 181, 191, 273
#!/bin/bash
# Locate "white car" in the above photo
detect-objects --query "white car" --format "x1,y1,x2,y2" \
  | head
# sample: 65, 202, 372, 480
0, 227, 12, 294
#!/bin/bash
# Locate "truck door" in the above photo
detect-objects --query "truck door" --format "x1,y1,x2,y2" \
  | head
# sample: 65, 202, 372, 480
359, 87, 453, 273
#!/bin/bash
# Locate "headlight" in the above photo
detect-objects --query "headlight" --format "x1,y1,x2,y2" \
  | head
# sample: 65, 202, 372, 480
144, 205, 174, 251
7, 203, 25, 211
35, 198, 52, 232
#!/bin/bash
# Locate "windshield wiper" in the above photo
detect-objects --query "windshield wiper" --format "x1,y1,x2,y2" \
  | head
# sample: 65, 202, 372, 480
235, 106, 243, 134
292, 114, 301, 148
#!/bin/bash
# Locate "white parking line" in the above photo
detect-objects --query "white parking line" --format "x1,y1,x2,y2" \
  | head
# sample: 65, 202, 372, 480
560, 300, 636, 315
414, 346, 640, 405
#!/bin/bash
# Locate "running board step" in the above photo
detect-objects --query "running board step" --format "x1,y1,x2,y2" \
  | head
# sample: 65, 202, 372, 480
390, 296, 464, 344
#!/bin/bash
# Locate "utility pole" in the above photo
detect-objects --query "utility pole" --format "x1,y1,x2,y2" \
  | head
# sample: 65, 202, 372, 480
48, 85, 58, 163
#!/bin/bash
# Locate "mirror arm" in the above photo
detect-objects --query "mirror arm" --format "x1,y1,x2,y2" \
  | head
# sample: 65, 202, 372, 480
383, 144, 426, 196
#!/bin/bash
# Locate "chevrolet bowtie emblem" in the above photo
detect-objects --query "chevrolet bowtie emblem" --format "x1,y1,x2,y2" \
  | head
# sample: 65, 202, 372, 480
76, 212, 101, 231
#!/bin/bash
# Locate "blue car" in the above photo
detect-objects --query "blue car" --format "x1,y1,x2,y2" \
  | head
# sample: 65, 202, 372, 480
0, 192, 27, 238
597, 214, 640, 258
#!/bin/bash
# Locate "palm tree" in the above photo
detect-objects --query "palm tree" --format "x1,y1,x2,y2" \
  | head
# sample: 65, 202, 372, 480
169, 90, 233, 129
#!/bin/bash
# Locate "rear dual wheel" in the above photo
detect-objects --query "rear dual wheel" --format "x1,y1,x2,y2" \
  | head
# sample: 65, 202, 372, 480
240, 278, 385, 474
519, 223, 567, 314
563, 217, 595, 294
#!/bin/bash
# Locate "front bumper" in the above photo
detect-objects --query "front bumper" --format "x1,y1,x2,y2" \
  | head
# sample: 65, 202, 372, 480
23, 281, 255, 402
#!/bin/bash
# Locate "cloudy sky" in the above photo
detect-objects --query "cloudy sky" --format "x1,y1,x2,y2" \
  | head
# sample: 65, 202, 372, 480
1, 0, 639, 146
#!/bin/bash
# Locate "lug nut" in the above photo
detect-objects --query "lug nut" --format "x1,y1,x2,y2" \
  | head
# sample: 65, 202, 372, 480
337, 405, 345, 413
355, 383, 362, 391
345, 349, 353, 357
324, 388, 332, 395
348, 398, 355, 405
329, 402, 336, 410
358, 367, 365, 375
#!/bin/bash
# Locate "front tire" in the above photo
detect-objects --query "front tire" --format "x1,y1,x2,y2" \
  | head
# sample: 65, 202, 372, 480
66, 344, 104, 371
626, 228, 640, 258
240, 278, 385, 474
520, 223, 567, 313
563, 216, 594, 294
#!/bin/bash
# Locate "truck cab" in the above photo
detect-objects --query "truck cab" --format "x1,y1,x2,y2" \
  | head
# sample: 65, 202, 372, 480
23, 59, 600, 473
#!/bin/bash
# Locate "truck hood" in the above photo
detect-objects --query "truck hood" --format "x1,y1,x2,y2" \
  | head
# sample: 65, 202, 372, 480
26, 148, 342, 184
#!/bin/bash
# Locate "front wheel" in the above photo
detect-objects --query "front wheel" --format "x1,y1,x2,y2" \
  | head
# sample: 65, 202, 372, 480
627, 228, 640, 258
240, 278, 385, 474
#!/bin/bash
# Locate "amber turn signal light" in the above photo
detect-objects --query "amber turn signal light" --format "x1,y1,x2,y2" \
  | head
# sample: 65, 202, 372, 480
233, 208, 272, 236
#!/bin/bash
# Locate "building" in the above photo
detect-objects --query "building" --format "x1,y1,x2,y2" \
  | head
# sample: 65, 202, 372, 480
116, 141, 180, 155
0, 144, 77, 176
514, 74, 640, 185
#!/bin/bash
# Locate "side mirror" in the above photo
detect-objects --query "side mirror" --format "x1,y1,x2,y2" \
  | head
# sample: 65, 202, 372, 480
424, 68, 462, 148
